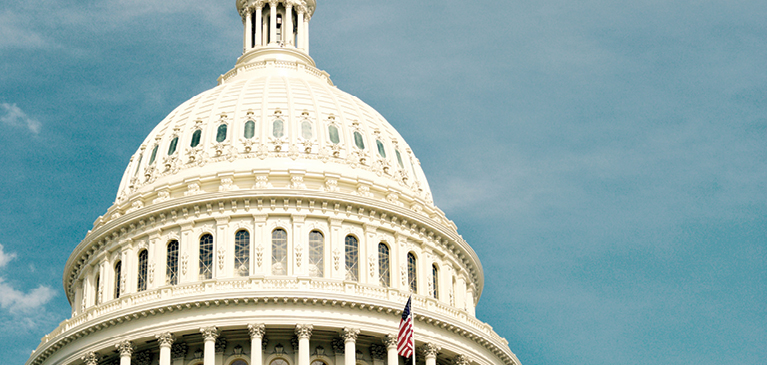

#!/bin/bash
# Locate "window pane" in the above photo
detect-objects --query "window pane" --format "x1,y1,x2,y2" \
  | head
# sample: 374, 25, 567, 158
235, 230, 250, 276
149, 145, 159, 165
272, 229, 287, 275
244, 120, 255, 139
191, 129, 202, 147
166, 240, 179, 285
407, 253, 417, 293
345, 236, 358, 281
328, 125, 340, 144
378, 243, 390, 287
309, 231, 324, 277
114, 261, 122, 299
137, 250, 148, 291
301, 121, 312, 140
432, 264, 439, 299
216, 124, 228, 143
167, 137, 178, 155
199, 234, 213, 280
395, 149, 404, 168
376, 140, 386, 158
353, 131, 365, 150
94, 274, 100, 305
273, 119, 284, 138
133, 154, 143, 175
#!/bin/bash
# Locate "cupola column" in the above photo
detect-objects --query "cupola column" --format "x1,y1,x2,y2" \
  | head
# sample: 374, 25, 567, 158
304, 14, 310, 53
296, 9, 305, 49
285, 4, 293, 45
255, 3, 263, 46
420, 343, 441, 365
248, 323, 266, 365
295, 324, 313, 365
244, 8, 253, 52
268, 1, 278, 45
341, 327, 360, 365
383, 334, 398, 365
156, 332, 175, 365
200, 327, 219, 365
116, 341, 135, 365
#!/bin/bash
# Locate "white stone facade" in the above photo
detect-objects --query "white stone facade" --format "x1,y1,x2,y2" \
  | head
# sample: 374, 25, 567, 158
26, 2, 521, 365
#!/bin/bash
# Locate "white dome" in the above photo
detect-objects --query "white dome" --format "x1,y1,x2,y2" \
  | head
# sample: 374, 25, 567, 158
115, 61, 433, 210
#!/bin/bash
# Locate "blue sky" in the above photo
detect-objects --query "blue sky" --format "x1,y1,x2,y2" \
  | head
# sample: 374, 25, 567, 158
1, 0, 765, 364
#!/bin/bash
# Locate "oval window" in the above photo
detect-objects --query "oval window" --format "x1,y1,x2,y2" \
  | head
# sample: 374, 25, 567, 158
216, 124, 227, 143
328, 125, 340, 144
273, 119, 284, 138
133, 154, 143, 175
301, 121, 312, 140
190, 129, 201, 147
353, 131, 365, 150
167, 137, 178, 155
395, 149, 404, 168
149, 145, 159, 165
376, 140, 386, 158
244, 120, 255, 139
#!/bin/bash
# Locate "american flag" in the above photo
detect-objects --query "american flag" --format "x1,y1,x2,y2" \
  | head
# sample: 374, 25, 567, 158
397, 297, 414, 358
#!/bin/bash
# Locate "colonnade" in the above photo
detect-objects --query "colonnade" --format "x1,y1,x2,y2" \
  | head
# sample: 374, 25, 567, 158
80, 324, 472, 365
242, 1, 311, 52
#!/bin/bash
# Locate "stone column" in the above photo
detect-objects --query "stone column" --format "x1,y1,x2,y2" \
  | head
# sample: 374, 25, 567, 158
244, 7, 252, 51
341, 327, 360, 365
255, 2, 263, 47
157, 332, 175, 365
383, 334, 398, 365
268, 0, 278, 45
284, 4, 293, 45
116, 341, 135, 365
296, 10, 304, 49
304, 14, 310, 53
249, 323, 266, 365
82, 352, 99, 365
200, 326, 219, 365
453, 354, 470, 365
420, 343, 441, 365
295, 324, 313, 365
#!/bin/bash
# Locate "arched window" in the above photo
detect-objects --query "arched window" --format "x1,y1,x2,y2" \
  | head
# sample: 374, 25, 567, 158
345, 235, 359, 281
353, 131, 365, 150
94, 274, 100, 305
328, 125, 340, 144
308, 231, 323, 277
133, 154, 143, 175
216, 124, 228, 143
149, 145, 159, 165
432, 264, 439, 299
376, 140, 386, 158
378, 243, 390, 287
167, 136, 178, 155
270, 359, 288, 365
244, 120, 255, 139
272, 229, 287, 275
166, 240, 179, 285
301, 121, 312, 140
137, 250, 148, 291
310, 361, 326, 365
395, 149, 404, 168
231, 360, 248, 365
273, 119, 284, 138
407, 252, 417, 293
199, 234, 213, 280
235, 230, 250, 276
114, 261, 122, 299
190, 129, 202, 147
451, 276, 456, 306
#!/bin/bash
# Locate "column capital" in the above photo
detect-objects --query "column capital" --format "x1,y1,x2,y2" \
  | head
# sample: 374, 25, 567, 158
295, 324, 313, 339
420, 343, 441, 359
382, 334, 398, 349
200, 326, 220, 342
268, 0, 279, 7
116, 340, 135, 357
82, 352, 99, 365
341, 327, 359, 343
453, 354, 470, 365
248, 323, 266, 339
156, 332, 176, 348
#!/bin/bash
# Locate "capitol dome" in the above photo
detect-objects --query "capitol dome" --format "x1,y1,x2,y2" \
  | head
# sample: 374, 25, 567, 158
27, 2, 521, 365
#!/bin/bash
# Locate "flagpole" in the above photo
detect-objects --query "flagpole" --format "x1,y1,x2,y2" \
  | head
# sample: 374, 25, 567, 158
411, 295, 415, 365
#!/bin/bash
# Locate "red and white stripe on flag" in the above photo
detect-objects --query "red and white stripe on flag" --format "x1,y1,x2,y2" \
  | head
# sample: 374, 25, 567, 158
397, 297, 414, 358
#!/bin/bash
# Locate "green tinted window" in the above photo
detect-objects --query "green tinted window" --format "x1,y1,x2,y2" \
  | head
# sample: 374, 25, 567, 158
167, 137, 178, 155
216, 124, 227, 143
376, 140, 386, 158
149, 145, 158, 165
244, 120, 255, 139
353, 131, 365, 150
328, 125, 340, 144
190, 130, 201, 147
395, 149, 404, 168
273, 119, 284, 138
301, 121, 312, 140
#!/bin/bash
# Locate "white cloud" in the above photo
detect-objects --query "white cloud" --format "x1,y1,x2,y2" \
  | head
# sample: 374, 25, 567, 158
0, 244, 16, 268
0, 244, 55, 318
0, 103, 41, 134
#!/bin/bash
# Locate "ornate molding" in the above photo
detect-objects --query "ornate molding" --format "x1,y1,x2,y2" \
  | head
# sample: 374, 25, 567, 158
248, 323, 266, 339
453, 354, 470, 365
171, 342, 188, 359
295, 324, 313, 339
116, 340, 135, 357
155, 332, 175, 348
420, 343, 441, 358
200, 326, 220, 342
341, 327, 359, 343
383, 334, 397, 349
81, 352, 99, 365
